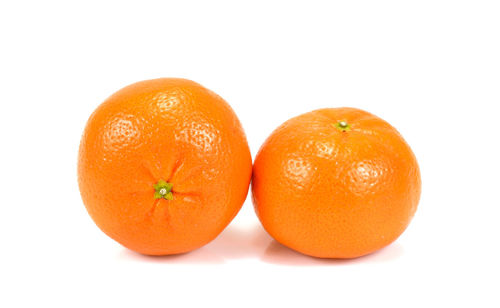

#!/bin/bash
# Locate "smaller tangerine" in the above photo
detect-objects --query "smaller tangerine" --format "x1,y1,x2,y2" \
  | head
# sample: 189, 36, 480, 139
252, 107, 421, 258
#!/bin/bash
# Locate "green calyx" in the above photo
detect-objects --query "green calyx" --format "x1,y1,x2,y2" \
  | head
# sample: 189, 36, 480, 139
335, 120, 351, 132
153, 180, 173, 200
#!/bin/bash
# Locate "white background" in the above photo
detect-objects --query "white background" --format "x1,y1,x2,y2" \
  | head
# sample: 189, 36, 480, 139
1, 1, 499, 307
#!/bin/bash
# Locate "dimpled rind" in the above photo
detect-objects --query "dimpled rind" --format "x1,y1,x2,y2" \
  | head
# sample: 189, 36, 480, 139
78, 78, 252, 255
252, 108, 421, 258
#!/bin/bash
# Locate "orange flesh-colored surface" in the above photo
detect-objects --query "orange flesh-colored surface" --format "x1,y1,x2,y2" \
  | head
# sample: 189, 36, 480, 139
78, 78, 252, 255
252, 108, 421, 258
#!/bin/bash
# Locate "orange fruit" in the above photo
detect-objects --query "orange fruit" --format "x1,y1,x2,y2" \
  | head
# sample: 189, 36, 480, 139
252, 108, 421, 258
78, 78, 252, 255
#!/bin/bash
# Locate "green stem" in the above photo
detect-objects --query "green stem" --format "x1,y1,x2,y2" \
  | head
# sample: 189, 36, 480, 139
153, 180, 173, 200
335, 120, 351, 132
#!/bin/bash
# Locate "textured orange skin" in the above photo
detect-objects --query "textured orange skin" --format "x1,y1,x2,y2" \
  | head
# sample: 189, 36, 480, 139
78, 78, 252, 255
252, 108, 421, 259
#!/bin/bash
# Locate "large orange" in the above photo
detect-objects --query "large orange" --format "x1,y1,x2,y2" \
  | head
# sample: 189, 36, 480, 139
252, 108, 421, 258
78, 78, 252, 255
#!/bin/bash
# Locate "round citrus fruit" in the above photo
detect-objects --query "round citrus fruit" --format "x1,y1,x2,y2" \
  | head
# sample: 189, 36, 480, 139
252, 108, 421, 258
78, 78, 252, 255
